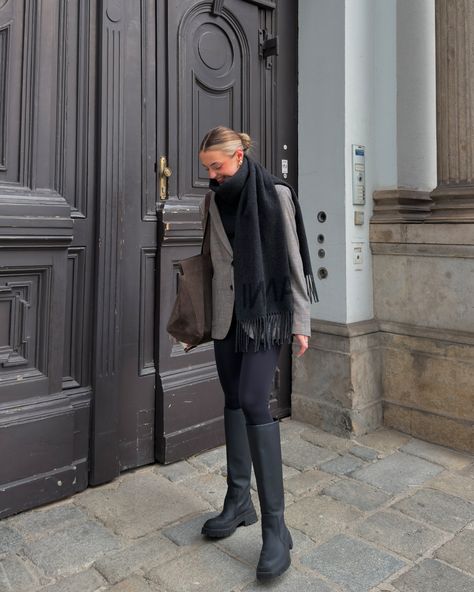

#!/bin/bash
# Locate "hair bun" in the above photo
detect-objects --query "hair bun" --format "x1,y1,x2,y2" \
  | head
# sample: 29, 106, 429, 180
199, 126, 252, 155
239, 132, 252, 152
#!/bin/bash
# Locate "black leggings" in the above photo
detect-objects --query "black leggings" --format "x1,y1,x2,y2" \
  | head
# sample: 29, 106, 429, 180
213, 316, 281, 425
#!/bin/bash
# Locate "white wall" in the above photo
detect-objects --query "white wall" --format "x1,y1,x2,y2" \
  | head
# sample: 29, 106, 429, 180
345, 0, 375, 323
397, 0, 437, 190
299, 0, 347, 323
345, 0, 398, 323
298, 0, 435, 325
374, 1, 398, 189
299, 0, 398, 324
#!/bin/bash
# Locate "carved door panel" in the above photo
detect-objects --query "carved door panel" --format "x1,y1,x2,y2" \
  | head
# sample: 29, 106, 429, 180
0, 0, 97, 515
156, 0, 296, 463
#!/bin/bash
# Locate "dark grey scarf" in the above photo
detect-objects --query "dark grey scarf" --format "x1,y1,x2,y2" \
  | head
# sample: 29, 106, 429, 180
211, 156, 318, 352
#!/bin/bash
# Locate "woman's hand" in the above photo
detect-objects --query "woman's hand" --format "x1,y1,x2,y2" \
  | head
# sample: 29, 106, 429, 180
294, 334, 309, 357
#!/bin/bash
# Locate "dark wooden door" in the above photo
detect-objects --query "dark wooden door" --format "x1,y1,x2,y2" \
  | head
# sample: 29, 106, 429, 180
0, 0, 297, 516
0, 0, 98, 515
116, 0, 158, 471
156, 0, 297, 463
89, 0, 160, 481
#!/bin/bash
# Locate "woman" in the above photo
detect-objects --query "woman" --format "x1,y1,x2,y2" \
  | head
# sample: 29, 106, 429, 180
198, 126, 317, 580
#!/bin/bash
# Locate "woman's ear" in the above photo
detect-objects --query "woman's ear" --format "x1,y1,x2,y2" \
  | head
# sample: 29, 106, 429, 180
236, 147, 244, 165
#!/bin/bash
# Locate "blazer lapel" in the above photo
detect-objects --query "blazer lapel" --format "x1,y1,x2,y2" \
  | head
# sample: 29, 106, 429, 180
209, 193, 233, 256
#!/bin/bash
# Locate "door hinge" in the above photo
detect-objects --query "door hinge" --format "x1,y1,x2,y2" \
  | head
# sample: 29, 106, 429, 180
259, 30, 279, 68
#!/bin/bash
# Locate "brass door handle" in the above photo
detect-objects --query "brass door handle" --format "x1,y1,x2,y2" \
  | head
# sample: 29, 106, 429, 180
159, 156, 172, 200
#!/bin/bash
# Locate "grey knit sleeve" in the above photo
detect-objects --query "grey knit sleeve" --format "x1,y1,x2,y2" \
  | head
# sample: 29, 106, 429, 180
275, 185, 311, 337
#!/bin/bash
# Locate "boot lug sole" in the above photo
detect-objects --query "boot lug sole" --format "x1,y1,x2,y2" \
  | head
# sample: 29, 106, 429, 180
201, 512, 258, 539
256, 557, 291, 581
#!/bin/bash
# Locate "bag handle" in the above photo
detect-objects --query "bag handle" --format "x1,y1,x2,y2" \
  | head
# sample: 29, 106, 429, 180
201, 192, 212, 256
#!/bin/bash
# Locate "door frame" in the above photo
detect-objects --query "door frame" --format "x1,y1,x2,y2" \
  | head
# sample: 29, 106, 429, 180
89, 0, 126, 485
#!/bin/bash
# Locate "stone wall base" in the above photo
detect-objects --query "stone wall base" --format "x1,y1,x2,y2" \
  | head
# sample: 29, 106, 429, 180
292, 319, 474, 454
291, 393, 383, 438
384, 401, 472, 453
292, 319, 383, 438
379, 324, 473, 453
368, 221, 473, 453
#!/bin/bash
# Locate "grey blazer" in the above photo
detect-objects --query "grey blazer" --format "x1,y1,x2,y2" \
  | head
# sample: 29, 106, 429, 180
200, 185, 311, 340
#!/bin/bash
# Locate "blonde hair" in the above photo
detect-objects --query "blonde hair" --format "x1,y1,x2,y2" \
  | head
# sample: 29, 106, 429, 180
199, 126, 252, 156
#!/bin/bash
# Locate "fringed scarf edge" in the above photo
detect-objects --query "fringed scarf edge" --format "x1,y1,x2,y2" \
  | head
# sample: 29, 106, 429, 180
235, 310, 294, 353
306, 274, 319, 304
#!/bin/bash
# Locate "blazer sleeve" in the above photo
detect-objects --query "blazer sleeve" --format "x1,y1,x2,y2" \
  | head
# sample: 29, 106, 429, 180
276, 185, 311, 337
199, 193, 208, 228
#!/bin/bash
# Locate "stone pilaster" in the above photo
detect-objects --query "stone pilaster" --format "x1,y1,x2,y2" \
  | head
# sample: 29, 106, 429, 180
430, 0, 474, 221
372, 189, 433, 223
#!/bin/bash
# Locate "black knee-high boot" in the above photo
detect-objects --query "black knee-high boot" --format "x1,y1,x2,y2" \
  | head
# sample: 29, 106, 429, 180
247, 421, 293, 580
201, 408, 258, 538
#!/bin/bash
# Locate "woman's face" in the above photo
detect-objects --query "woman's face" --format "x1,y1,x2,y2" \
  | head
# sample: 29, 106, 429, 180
200, 148, 243, 184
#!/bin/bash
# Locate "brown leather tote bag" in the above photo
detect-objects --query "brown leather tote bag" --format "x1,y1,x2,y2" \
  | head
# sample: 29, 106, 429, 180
166, 193, 212, 352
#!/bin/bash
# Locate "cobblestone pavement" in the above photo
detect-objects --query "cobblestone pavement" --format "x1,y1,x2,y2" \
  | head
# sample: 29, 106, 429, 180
1, 420, 473, 592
